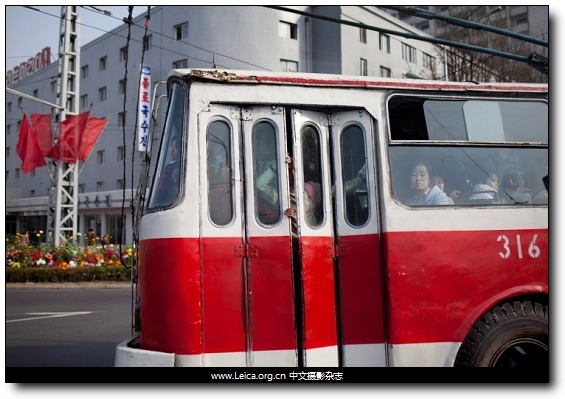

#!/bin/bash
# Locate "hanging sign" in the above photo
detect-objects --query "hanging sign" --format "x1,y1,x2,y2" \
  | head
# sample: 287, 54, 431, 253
138, 65, 151, 152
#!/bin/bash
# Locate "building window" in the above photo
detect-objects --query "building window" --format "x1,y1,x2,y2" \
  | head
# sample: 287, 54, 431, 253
380, 66, 392, 78
360, 27, 367, 44
174, 22, 188, 40
7, 102, 11, 113
81, 94, 88, 109
18, 98, 22, 108
118, 112, 126, 127
6, 170, 9, 181
360, 58, 368, 76
99, 56, 107, 71
119, 79, 126, 95
51, 80, 57, 93
117, 179, 125, 190
143, 34, 152, 51
33, 89, 38, 98
79, 184, 85, 193
402, 43, 417, 64
172, 59, 189, 69
97, 150, 105, 165
81, 65, 89, 78
30, 189, 35, 197
15, 168, 20, 179
279, 21, 298, 39
280, 59, 298, 72
99, 87, 107, 102
423, 53, 436, 70
97, 181, 104, 192
119, 46, 128, 62
380, 34, 390, 53
6, 147, 10, 158
118, 146, 126, 161
7, 125, 11, 136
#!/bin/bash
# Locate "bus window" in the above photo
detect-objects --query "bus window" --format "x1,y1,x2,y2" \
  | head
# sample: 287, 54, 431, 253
390, 146, 548, 206
207, 119, 233, 226
253, 121, 281, 225
388, 96, 548, 207
341, 124, 369, 226
301, 124, 324, 227
148, 82, 185, 209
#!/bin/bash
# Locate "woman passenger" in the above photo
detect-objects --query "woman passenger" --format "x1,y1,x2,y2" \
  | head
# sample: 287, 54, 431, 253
405, 163, 450, 206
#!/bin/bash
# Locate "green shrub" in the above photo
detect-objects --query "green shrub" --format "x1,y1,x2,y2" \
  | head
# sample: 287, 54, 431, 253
6, 265, 131, 283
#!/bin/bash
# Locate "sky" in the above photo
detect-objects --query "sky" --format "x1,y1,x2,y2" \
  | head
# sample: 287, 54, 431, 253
4, 5, 142, 71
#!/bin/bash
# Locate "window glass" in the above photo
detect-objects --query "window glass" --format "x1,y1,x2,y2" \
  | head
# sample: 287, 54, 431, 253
148, 83, 185, 209
390, 96, 548, 143
301, 125, 324, 228
388, 95, 548, 207
253, 121, 281, 225
207, 120, 233, 226
341, 125, 369, 226
390, 146, 548, 206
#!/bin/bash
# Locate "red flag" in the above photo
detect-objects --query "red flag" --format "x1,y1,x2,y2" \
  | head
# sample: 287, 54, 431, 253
47, 111, 89, 163
30, 113, 52, 156
16, 114, 47, 173
78, 117, 108, 161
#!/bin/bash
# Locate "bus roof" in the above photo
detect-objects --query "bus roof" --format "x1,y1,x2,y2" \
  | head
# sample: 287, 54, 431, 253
169, 68, 548, 94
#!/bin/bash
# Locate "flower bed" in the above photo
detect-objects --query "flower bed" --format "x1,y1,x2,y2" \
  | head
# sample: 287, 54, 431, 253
5, 233, 134, 283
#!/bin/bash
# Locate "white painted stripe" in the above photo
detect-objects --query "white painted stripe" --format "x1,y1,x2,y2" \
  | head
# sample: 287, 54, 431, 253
388, 342, 461, 367
251, 349, 297, 367
202, 351, 246, 367
304, 345, 339, 367
341, 343, 387, 367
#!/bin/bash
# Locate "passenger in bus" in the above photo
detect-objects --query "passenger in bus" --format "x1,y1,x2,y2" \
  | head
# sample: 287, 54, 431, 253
284, 181, 321, 228
432, 175, 455, 205
469, 172, 501, 202
501, 170, 532, 204
155, 134, 181, 204
345, 164, 367, 195
405, 163, 451, 206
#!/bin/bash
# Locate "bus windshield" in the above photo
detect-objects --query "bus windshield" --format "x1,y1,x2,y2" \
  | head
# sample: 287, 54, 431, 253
147, 82, 186, 209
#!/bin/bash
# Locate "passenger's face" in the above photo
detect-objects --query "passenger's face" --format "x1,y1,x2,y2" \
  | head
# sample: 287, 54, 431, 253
433, 177, 445, 192
411, 164, 430, 192
486, 174, 499, 190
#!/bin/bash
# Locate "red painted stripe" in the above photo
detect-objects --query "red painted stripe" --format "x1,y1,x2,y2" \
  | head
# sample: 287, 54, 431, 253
247, 236, 296, 352
139, 237, 202, 355
300, 236, 339, 349
338, 234, 386, 345
201, 237, 246, 353
383, 228, 548, 344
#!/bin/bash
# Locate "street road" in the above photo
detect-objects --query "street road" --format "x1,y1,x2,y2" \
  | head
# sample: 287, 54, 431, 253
5, 283, 133, 367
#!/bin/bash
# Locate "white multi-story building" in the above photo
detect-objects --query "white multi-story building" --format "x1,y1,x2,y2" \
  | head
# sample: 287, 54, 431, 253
5, 5, 445, 244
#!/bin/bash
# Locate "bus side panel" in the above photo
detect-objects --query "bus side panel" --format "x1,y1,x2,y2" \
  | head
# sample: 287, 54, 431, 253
139, 237, 202, 355
383, 228, 548, 344
201, 237, 246, 354
248, 235, 296, 353
338, 233, 386, 345
300, 235, 339, 350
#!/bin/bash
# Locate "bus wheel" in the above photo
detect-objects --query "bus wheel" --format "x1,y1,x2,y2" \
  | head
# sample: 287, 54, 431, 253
454, 301, 548, 367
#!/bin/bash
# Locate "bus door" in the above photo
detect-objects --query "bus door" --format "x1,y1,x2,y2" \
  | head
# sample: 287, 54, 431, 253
330, 110, 386, 366
199, 105, 296, 366
290, 109, 340, 366
240, 106, 297, 366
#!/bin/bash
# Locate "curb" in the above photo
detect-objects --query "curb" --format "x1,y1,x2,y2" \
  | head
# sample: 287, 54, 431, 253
6, 282, 132, 289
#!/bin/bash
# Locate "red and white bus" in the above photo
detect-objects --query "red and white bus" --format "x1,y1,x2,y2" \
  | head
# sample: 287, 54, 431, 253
115, 69, 548, 368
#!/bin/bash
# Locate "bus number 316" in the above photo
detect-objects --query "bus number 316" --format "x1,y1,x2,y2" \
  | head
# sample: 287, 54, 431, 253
498, 234, 541, 259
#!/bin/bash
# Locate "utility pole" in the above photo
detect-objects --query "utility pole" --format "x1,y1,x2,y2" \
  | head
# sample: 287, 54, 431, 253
47, 6, 81, 246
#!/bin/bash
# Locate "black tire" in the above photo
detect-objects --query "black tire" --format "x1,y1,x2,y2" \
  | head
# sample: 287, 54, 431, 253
455, 300, 548, 367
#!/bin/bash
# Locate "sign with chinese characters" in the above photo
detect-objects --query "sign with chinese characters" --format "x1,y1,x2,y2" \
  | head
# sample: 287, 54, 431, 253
6, 47, 51, 87
138, 65, 151, 152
